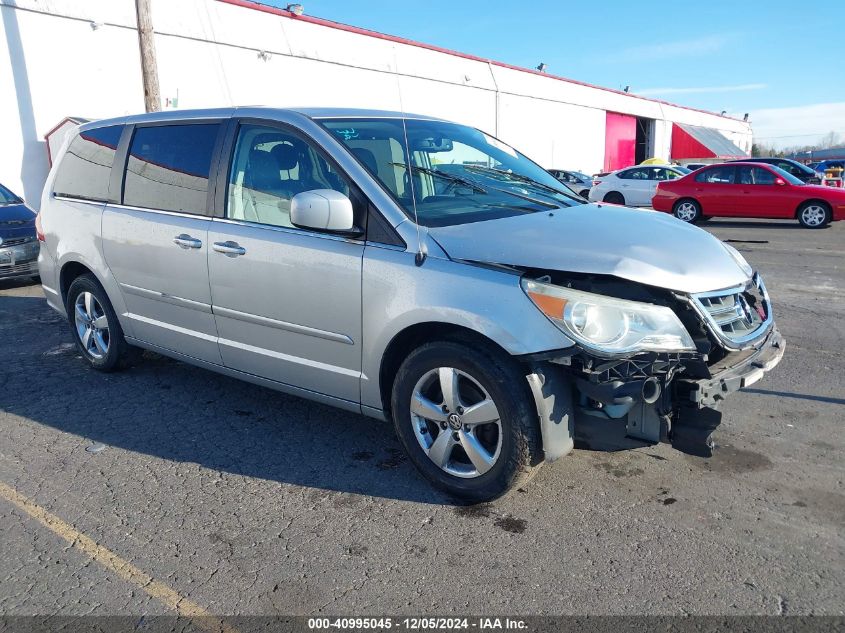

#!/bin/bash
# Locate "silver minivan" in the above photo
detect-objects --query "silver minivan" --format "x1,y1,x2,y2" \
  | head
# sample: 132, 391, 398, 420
37, 107, 784, 501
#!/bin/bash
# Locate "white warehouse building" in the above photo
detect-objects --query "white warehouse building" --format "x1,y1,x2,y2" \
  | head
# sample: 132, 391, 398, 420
0, 0, 752, 209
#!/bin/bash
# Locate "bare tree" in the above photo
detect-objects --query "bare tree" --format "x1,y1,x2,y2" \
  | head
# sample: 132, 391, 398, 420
818, 131, 841, 149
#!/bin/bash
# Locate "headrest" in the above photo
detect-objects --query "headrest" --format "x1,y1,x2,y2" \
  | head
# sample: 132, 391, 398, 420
271, 142, 300, 171
247, 149, 280, 188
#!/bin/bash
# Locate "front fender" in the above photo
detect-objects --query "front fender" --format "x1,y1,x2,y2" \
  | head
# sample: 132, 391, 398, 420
360, 246, 574, 411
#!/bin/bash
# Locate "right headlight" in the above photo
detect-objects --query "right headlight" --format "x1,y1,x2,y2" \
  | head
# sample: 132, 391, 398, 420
522, 278, 696, 354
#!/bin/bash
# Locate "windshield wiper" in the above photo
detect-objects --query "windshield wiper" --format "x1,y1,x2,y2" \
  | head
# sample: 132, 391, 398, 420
389, 162, 487, 193
463, 164, 575, 197
389, 162, 556, 209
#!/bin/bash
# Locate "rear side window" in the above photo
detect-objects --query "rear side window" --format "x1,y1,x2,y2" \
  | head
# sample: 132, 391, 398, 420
53, 125, 123, 202
123, 124, 220, 214
695, 166, 735, 184
619, 168, 650, 180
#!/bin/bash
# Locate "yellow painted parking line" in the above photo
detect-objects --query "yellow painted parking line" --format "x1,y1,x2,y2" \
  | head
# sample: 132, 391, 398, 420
0, 480, 239, 633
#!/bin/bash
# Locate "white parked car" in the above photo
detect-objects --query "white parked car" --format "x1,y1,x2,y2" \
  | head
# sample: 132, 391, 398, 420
589, 165, 690, 207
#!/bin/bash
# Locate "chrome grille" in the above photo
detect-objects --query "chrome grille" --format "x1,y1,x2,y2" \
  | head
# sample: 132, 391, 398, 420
691, 274, 773, 349
0, 236, 35, 247
0, 260, 39, 278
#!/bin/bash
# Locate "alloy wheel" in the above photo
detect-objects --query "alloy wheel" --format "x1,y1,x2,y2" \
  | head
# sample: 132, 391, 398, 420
675, 202, 698, 222
410, 367, 502, 478
74, 291, 110, 360
801, 205, 827, 227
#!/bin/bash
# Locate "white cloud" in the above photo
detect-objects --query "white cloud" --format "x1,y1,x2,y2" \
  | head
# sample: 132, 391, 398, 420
747, 102, 845, 149
598, 34, 733, 63
637, 83, 767, 96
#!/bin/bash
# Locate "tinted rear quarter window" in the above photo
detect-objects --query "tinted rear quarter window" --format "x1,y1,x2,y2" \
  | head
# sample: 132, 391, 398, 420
53, 125, 123, 202
620, 168, 650, 180
696, 166, 735, 184
123, 124, 220, 214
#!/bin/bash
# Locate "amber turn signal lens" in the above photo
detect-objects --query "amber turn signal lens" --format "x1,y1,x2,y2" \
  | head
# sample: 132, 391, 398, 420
527, 291, 567, 319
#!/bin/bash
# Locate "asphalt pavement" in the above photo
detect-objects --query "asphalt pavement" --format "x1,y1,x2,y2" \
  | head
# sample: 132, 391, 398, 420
1, 218, 842, 617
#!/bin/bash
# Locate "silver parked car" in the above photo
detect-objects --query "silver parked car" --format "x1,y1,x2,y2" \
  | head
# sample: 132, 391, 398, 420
37, 108, 784, 501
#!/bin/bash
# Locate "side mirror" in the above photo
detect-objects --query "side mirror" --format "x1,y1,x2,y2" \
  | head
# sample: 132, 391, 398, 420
774, 177, 786, 186
290, 189, 356, 233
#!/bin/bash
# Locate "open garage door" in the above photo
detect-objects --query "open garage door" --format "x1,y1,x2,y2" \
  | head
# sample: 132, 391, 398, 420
604, 112, 636, 172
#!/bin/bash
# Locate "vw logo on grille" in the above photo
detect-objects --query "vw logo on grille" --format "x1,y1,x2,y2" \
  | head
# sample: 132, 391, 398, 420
447, 413, 463, 430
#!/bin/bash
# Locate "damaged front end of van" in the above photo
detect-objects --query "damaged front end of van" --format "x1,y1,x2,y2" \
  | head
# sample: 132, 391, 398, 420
429, 204, 785, 460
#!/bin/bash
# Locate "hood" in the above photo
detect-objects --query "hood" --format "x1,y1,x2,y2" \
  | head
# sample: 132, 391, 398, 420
0, 202, 35, 223
0, 203, 36, 241
428, 204, 750, 294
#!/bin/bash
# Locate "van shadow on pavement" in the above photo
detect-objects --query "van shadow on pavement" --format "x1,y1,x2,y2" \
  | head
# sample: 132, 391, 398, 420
0, 292, 449, 505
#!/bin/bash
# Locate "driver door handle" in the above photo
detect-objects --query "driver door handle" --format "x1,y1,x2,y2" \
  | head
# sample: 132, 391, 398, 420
173, 234, 202, 249
213, 241, 246, 256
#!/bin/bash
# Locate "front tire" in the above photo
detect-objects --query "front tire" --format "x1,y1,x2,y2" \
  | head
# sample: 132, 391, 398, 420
673, 198, 701, 223
66, 274, 138, 371
391, 340, 542, 502
797, 201, 831, 228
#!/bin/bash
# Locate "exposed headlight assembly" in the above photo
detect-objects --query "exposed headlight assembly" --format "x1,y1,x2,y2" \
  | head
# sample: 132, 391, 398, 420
522, 278, 696, 354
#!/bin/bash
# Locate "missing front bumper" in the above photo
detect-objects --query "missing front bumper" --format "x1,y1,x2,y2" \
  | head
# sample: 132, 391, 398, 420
669, 327, 784, 457
675, 327, 785, 409
529, 327, 785, 459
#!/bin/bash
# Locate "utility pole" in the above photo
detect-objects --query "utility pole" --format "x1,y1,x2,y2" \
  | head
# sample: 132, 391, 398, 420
135, 0, 161, 112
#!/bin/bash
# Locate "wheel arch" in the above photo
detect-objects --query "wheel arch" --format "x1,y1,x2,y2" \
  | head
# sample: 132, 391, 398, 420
59, 260, 97, 308
795, 198, 832, 219
57, 259, 130, 337
673, 196, 701, 211
378, 322, 514, 420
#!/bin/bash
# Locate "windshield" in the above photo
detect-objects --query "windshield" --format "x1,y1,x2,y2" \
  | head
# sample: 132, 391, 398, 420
790, 161, 816, 176
319, 118, 583, 227
769, 165, 805, 185
673, 166, 691, 174
0, 184, 22, 205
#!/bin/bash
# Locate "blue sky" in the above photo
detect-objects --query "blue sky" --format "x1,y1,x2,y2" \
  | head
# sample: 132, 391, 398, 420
267, 0, 845, 148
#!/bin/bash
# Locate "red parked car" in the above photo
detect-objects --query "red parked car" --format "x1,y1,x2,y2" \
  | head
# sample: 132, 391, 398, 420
651, 162, 845, 228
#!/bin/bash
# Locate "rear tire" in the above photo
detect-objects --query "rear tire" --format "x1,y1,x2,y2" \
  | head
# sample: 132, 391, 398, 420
797, 201, 831, 228
579, 189, 590, 199
391, 340, 542, 502
673, 198, 701, 223
66, 274, 139, 372
603, 191, 625, 205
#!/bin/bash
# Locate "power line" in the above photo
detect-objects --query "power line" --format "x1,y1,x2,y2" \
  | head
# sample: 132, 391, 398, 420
754, 133, 839, 140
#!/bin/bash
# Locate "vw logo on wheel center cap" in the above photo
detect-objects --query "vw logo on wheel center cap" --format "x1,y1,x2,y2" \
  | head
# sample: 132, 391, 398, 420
447, 413, 463, 430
